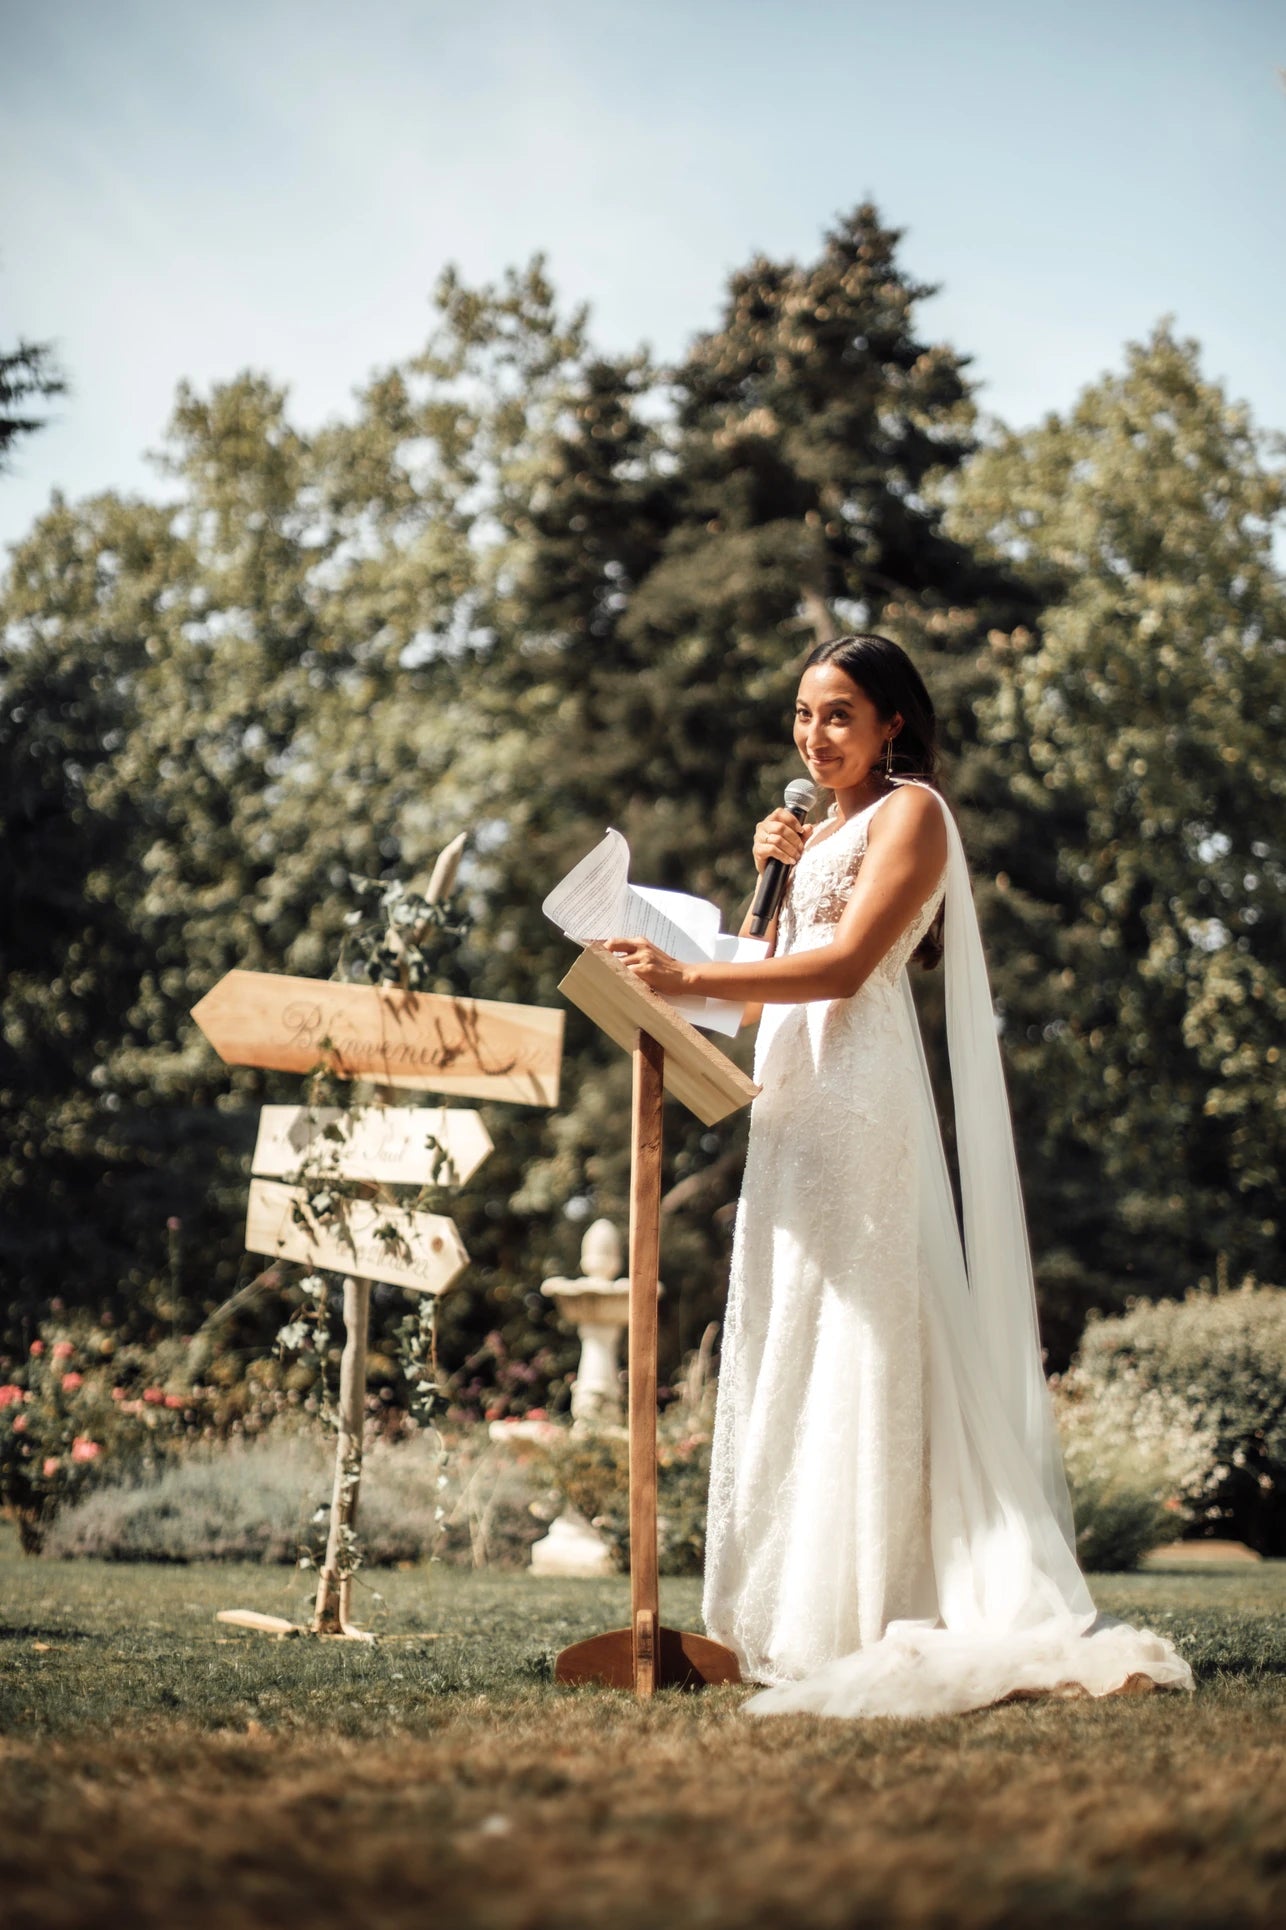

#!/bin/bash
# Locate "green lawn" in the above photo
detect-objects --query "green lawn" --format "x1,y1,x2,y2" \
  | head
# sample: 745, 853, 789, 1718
2, 1533, 1284, 1929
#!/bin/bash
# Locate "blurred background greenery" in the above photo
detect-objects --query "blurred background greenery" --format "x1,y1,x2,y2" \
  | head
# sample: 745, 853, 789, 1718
2, 165, 1283, 1588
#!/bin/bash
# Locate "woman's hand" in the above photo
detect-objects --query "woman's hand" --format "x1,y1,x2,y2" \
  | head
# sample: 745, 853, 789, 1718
605, 938, 691, 997
753, 808, 813, 877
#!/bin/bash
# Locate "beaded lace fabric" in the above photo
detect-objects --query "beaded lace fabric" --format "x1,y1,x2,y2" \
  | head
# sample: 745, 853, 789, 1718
702, 788, 1194, 1717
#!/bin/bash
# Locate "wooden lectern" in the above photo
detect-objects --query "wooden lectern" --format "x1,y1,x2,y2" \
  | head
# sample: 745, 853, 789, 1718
553, 945, 759, 1696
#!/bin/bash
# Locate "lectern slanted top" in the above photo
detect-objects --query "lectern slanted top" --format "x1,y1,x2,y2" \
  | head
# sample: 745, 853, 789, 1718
558, 944, 757, 1126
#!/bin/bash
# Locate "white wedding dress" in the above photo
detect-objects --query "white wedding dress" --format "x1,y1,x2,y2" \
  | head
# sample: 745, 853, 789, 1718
702, 784, 1192, 1718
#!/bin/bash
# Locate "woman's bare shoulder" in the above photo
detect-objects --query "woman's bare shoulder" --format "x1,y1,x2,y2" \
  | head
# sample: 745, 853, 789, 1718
868, 783, 948, 862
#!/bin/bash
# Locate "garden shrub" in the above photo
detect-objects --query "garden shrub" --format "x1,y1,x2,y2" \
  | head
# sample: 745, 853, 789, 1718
1073, 1282, 1286, 1555
45, 1431, 447, 1566
45, 1424, 552, 1569
1051, 1365, 1219, 1570
541, 1406, 713, 1578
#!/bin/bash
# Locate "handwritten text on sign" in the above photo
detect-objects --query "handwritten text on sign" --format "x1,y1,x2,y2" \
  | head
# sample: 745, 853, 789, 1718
245, 1179, 469, 1295
251, 1105, 494, 1188
191, 971, 563, 1106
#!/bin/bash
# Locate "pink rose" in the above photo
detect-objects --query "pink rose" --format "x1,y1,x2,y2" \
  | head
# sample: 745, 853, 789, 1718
61, 1371, 84, 1392
52, 1340, 75, 1361
163, 1394, 185, 1410
71, 1437, 101, 1463
167, 1216, 181, 1232
29, 1340, 45, 1358
143, 1388, 166, 1406
12, 1414, 28, 1433
0, 1384, 23, 1408
527, 1408, 548, 1421
111, 1387, 126, 1402
42, 1456, 60, 1477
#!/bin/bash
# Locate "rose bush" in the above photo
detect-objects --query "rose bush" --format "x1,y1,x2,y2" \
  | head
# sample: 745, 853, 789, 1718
0, 1321, 231, 1553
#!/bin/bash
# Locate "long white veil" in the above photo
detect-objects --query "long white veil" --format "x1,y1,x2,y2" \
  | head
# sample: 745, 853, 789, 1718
747, 782, 1193, 1717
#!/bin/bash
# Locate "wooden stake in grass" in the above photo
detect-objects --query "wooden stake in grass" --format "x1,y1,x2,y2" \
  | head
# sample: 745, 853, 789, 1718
313, 1276, 375, 1639
551, 967, 755, 1697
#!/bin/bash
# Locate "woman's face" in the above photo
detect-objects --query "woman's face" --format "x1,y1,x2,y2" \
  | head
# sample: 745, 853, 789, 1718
793, 663, 898, 792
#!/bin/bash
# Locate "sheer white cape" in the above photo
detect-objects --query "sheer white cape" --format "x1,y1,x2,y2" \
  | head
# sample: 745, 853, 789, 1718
744, 783, 1192, 1718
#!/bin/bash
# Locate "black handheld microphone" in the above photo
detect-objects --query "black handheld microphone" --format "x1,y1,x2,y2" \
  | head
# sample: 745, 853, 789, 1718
748, 778, 818, 936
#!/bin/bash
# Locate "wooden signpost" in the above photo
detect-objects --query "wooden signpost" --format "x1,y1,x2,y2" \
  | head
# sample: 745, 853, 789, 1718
244, 1180, 470, 1296
192, 970, 563, 1106
251, 1104, 494, 1189
195, 968, 563, 1640
551, 945, 758, 1696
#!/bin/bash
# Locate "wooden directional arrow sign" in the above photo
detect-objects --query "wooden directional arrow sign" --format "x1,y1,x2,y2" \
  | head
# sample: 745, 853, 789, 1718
245, 1178, 469, 1295
251, 1105, 493, 1188
192, 970, 563, 1106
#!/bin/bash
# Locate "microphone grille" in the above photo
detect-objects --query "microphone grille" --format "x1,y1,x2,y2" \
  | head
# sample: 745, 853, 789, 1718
784, 778, 818, 814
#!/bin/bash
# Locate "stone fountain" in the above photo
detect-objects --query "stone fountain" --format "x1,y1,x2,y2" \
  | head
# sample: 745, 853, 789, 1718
528, 1217, 647, 1578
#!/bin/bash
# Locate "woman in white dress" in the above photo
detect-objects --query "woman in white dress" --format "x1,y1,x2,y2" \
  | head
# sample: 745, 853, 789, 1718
607, 634, 1191, 1719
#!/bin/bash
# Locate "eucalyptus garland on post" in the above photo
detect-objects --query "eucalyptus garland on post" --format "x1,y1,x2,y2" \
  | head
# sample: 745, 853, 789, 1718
271, 835, 471, 1629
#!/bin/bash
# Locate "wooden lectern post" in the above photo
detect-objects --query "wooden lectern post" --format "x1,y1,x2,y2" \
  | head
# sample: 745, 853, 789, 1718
552, 947, 758, 1697
628, 1031, 663, 1693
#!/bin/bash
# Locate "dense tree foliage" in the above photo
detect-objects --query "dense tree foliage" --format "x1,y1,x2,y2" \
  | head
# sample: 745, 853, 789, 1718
948, 326, 1284, 1342
2, 220, 1280, 1394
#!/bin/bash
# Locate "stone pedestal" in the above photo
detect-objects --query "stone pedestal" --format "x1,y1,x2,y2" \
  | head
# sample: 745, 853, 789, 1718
528, 1218, 648, 1579
528, 1505, 617, 1579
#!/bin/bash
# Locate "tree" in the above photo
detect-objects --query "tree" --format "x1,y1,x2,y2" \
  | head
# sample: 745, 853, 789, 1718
948, 325, 1285, 1335
0, 340, 65, 471
470, 206, 1022, 1365
0, 271, 592, 1384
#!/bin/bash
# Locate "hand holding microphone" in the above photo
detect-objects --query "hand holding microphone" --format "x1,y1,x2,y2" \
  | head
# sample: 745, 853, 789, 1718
748, 779, 818, 936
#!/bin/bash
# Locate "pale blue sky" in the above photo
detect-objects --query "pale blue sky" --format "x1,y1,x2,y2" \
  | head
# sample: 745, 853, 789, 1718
1, 0, 1282, 556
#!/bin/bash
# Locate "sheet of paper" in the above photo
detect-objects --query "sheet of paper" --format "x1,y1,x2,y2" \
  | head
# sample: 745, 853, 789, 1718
542, 836, 721, 962
669, 934, 769, 1036
544, 830, 766, 1036
627, 884, 723, 962
540, 829, 630, 942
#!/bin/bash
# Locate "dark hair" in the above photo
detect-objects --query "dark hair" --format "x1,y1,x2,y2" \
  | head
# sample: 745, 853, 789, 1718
802, 633, 940, 788
801, 632, 944, 969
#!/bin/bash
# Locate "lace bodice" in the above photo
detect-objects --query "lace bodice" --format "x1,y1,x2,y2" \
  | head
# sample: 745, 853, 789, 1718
778, 795, 945, 978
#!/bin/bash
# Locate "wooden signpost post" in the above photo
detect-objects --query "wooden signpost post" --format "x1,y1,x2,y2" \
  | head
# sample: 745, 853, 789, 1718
193, 970, 563, 1639
551, 945, 758, 1696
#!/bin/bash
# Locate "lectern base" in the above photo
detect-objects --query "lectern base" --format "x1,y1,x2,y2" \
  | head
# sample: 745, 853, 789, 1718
555, 1623, 741, 1693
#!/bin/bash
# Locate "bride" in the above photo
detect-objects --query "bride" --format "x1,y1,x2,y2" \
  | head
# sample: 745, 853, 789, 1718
607, 633, 1191, 1719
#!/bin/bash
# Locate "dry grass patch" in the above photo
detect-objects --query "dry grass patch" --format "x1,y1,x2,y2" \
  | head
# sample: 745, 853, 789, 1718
1, 1535, 1283, 1930
3, 1695, 1285, 1930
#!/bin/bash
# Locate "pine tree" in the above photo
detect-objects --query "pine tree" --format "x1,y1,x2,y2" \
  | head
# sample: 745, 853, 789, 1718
0, 339, 65, 470
474, 207, 1019, 1366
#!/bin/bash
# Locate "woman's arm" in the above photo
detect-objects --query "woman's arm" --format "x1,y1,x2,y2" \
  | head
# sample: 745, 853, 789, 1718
608, 787, 947, 1006
735, 895, 769, 1029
